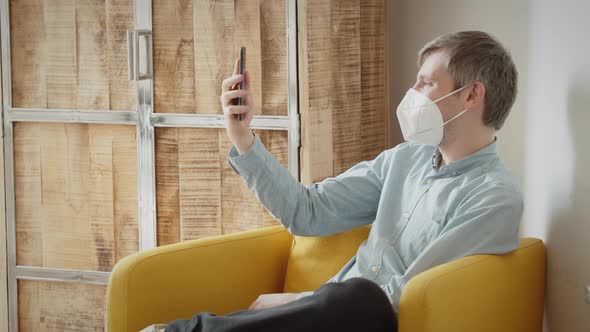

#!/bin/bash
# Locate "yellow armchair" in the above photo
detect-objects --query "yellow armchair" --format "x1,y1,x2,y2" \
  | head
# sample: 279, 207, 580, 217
106, 225, 545, 332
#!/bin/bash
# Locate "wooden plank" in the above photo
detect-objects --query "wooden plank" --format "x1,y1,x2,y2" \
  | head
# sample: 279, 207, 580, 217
298, 0, 334, 185
155, 128, 181, 246
106, 0, 136, 111
41, 124, 93, 270
260, 0, 288, 116
155, 129, 288, 242
88, 125, 116, 272
153, 0, 196, 114
11, 0, 135, 111
18, 280, 106, 332
299, 0, 388, 184
0, 42, 8, 332
10, 0, 47, 108
87, 125, 139, 270
76, 0, 109, 110
41, 123, 92, 270
360, 0, 388, 159
112, 125, 139, 262
14, 123, 43, 267
330, 0, 363, 175
384, 0, 392, 148
14, 123, 138, 270
45, 0, 77, 109
178, 128, 221, 240
153, 0, 286, 115
192, 0, 234, 115
233, 0, 263, 115
17, 280, 39, 332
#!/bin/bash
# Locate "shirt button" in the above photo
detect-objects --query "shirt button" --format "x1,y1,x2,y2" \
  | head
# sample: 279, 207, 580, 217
371, 265, 381, 272
426, 178, 433, 185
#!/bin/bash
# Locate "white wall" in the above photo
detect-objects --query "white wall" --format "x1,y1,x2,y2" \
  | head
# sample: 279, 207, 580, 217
388, 1, 590, 331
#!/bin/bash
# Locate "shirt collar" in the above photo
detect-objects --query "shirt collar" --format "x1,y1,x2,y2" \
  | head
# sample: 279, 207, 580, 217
431, 137, 499, 176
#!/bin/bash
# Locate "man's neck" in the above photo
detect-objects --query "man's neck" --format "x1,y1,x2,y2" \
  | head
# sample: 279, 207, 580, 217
438, 132, 495, 168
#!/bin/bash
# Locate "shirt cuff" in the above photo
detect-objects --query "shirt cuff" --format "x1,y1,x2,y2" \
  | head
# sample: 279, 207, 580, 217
227, 135, 267, 176
294, 291, 315, 301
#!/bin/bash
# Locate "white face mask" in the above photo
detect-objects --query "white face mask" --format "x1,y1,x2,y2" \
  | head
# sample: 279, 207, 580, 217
396, 85, 470, 146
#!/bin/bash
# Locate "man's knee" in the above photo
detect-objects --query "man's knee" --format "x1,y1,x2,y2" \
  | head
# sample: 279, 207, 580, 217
340, 278, 387, 299
318, 278, 389, 305
315, 278, 396, 329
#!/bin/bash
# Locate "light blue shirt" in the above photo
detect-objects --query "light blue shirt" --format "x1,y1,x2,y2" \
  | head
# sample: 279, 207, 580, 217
228, 136, 523, 313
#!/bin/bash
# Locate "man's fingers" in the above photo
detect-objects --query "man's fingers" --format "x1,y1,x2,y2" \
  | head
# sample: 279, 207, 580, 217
245, 93, 254, 108
221, 89, 248, 105
233, 57, 240, 76
222, 74, 243, 92
224, 105, 249, 115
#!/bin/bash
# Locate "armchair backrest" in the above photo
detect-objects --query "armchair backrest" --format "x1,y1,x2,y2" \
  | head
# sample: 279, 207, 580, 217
282, 225, 371, 293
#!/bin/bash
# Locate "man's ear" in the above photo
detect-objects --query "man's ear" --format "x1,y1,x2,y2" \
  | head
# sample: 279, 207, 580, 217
466, 81, 486, 110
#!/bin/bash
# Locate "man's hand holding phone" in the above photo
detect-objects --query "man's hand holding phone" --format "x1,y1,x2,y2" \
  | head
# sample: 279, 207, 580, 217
220, 56, 255, 154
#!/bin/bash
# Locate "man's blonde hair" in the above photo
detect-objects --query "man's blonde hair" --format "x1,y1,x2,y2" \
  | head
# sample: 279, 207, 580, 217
418, 31, 518, 130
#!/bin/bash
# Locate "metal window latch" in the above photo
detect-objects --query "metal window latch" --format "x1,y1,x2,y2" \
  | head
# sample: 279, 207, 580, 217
127, 29, 153, 81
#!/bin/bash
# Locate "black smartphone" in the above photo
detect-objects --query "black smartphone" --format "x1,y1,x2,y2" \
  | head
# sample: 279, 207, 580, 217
236, 46, 246, 121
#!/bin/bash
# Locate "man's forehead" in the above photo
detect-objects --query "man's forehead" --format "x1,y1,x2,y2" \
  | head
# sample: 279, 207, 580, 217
418, 50, 450, 80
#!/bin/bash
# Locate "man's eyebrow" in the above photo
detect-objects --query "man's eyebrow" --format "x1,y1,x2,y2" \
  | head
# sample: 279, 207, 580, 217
417, 73, 437, 81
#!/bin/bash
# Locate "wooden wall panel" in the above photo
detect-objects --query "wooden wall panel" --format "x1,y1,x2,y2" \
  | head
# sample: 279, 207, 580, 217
234, 0, 263, 115
106, 0, 136, 111
153, 0, 288, 115
260, 0, 288, 116
154, 128, 181, 245
13, 123, 138, 271
299, 0, 388, 185
155, 129, 288, 245
18, 280, 105, 332
192, 0, 234, 115
45, 0, 76, 109
330, 0, 363, 175
360, 0, 387, 161
152, 0, 196, 114
9, 0, 136, 110
178, 129, 221, 240
298, 0, 334, 185
10, 0, 47, 108
0, 32, 8, 332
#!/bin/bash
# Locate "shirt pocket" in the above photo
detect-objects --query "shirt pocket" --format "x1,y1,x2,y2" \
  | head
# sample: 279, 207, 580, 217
414, 214, 445, 250
396, 213, 445, 267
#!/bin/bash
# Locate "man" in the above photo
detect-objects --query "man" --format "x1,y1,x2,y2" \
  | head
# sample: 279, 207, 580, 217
159, 30, 522, 332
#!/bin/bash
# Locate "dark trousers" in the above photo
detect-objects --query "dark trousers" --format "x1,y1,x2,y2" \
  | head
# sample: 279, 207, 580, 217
165, 277, 398, 332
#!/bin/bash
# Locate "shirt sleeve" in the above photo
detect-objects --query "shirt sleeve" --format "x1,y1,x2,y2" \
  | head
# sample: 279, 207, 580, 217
384, 183, 524, 312
228, 135, 392, 237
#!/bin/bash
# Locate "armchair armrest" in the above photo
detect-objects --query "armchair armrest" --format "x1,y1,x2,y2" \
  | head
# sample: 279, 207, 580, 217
106, 225, 293, 332
398, 238, 545, 332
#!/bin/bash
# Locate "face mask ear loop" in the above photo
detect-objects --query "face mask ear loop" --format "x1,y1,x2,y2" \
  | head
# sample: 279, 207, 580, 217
432, 83, 473, 127
431, 83, 471, 104
442, 109, 469, 126
414, 107, 468, 136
